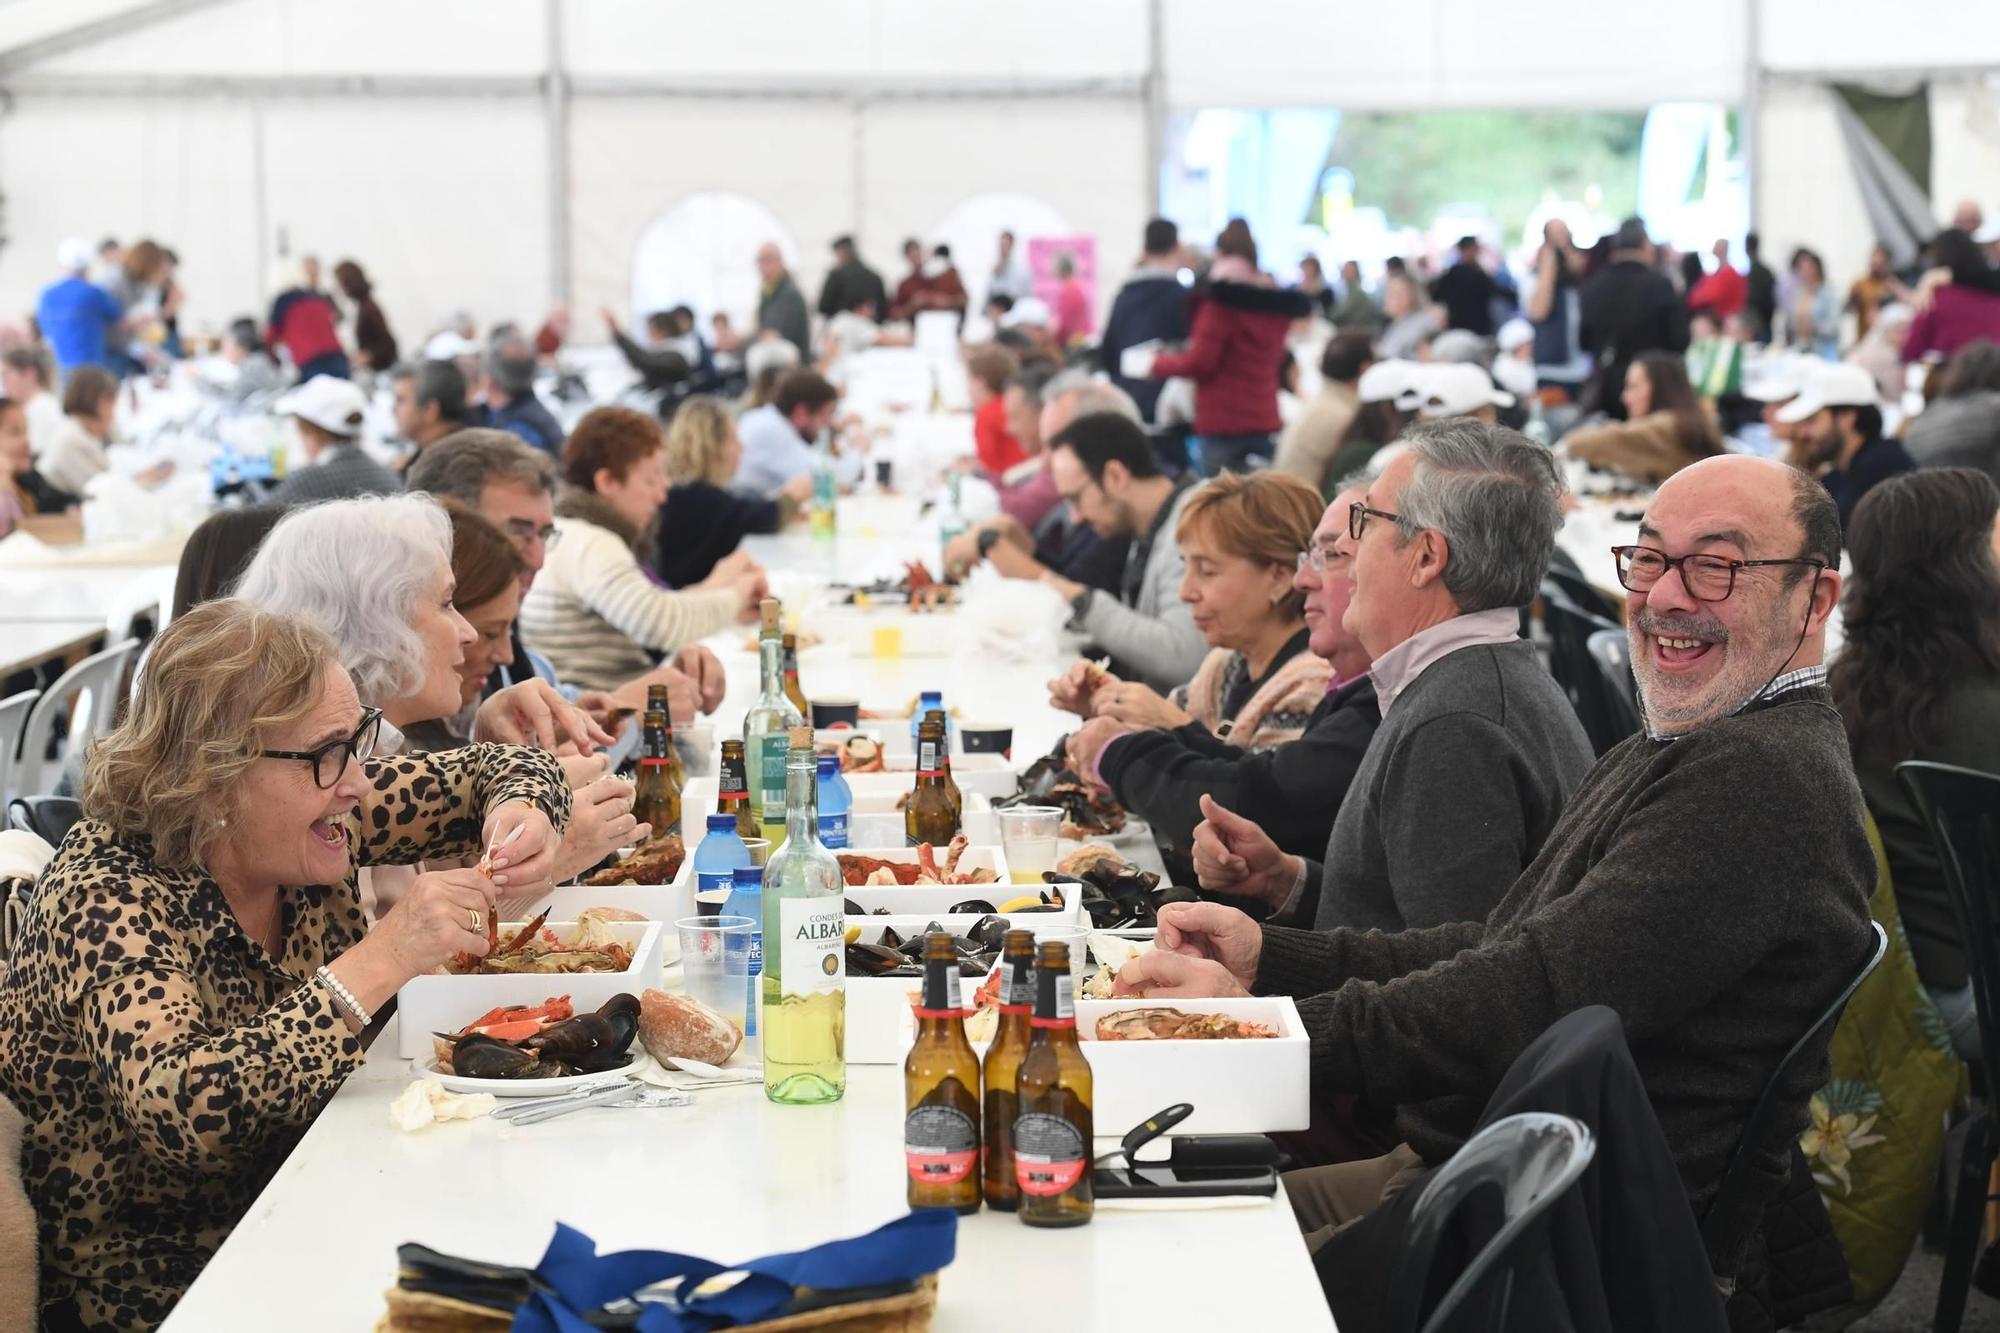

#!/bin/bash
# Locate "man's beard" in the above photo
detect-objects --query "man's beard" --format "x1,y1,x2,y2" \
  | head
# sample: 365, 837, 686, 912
1629, 606, 1773, 734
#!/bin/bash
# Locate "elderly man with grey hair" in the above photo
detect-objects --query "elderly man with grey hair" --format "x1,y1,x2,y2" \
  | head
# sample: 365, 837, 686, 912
1193, 418, 1594, 934
755, 242, 810, 358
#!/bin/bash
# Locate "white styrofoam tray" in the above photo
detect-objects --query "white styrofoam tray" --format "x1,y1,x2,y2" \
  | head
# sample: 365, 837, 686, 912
512, 864, 694, 936
395, 920, 663, 1059
835, 843, 1009, 885
842, 881, 1076, 922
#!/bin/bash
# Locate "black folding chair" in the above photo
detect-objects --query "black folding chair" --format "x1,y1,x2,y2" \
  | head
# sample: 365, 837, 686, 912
1539, 582, 1638, 756
1699, 921, 1886, 1271
1584, 629, 1643, 741
1544, 564, 1624, 624
7, 795, 81, 847
1390, 1112, 1597, 1333
1896, 761, 2000, 1333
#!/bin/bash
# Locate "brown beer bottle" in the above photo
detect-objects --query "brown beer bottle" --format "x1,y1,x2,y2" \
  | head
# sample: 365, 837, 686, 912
905, 718, 960, 847
781, 632, 811, 718
645, 684, 688, 791
980, 930, 1038, 1211
1015, 939, 1093, 1227
631, 708, 682, 838
924, 708, 964, 821
718, 739, 758, 841
905, 931, 982, 1213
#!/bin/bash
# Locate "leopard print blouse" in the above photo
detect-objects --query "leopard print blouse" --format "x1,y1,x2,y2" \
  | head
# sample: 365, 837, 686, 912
0, 744, 569, 1331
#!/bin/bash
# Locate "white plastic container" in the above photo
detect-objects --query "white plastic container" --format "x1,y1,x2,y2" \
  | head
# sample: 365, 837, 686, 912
396, 920, 663, 1059
834, 842, 1009, 885
842, 912, 1082, 1064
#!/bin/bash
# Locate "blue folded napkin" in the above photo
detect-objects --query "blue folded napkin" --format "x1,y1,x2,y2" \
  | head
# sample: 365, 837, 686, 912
514, 1208, 958, 1332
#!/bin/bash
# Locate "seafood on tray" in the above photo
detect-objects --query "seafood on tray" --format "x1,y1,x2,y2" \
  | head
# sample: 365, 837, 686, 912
432, 992, 641, 1078
843, 561, 958, 613
1093, 1008, 1279, 1041
444, 906, 641, 975
1080, 931, 1152, 1000
837, 835, 997, 886
581, 832, 686, 886
827, 735, 885, 774
844, 912, 1012, 980
1050, 844, 1195, 930
1000, 737, 1127, 837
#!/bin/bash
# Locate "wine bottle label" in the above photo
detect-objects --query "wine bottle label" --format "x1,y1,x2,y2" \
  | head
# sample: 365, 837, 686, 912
1013, 1112, 1087, 1196
779, 897, 844, 997
905, 1104, 978, 1184
818, 811, 849, 848
756, 733, 789, 818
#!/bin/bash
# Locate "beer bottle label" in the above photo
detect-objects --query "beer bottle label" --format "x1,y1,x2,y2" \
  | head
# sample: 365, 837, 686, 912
1032, 974, 1076, 1027
999, 957, 1034, 1012
905, 1104, 978, 1184
917, 740, 941, 777
818, 811, 849, 848
1013, 1112, 1087, 1196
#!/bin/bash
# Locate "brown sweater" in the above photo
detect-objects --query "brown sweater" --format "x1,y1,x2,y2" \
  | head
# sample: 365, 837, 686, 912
1256, 685, 1874, 1278
1565, 409, 1710, 484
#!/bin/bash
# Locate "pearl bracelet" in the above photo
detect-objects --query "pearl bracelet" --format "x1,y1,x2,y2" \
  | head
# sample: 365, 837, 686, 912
315, 966, 372, 1028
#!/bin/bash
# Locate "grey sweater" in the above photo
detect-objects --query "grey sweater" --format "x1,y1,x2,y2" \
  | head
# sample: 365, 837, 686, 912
1287, 639, 1594, 932
1076, 481, 1210, 692
1256, 686, 1876, 1278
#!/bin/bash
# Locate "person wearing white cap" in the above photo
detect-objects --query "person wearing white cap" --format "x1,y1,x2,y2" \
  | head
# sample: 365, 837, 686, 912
1778, 362, 1915, 529
1415, 361, 1514, 423
1320, 359, 1421, 484
35, 239, 125, 376
265, 376, 400, 506
1491, 317, 1539, 402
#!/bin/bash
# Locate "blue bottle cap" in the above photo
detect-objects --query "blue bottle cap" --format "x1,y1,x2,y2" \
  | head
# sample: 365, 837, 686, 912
706, 813, 737, 832
732, 865, 764, 887
816, 752, 838, 773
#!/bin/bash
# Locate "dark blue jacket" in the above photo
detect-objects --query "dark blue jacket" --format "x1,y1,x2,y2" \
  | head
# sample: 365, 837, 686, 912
487, 394, 566, 455
1097, 269, 1190, 422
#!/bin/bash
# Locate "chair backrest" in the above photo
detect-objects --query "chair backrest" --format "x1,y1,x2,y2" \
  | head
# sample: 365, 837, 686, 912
1539, 582, 1636, 756
8, 796, 82, 847
15, 639, 139, 797
0, 690, 40, 806
1897, 761, 2000, 1098
1584, 628, 1644, 742
1702, 920, 1888, 1247
1393, 1112, 1598, 1333
1544, 565, 1624, 623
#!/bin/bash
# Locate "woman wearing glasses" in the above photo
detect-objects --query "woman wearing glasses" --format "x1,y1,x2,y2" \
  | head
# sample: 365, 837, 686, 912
0, 599, 570, 1331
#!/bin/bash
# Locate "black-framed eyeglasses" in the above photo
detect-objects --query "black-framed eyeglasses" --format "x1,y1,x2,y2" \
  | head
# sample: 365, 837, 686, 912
1611, 545, 1827, 603
261, 707, 384, 788
1348, 502, 1403, 541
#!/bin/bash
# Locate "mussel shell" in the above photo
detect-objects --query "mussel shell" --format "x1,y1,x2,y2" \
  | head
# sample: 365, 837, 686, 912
451, 1033, 545, 1079
968, 914, 1010, 952
846, 940, 915, 976
844, 898, 864, 916
879, 926, 905, 950
947, 899, 996, 915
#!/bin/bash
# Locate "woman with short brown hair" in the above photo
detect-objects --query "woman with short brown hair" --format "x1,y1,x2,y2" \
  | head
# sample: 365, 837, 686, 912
521, 406, 766, 690
0, 599, 569, 1329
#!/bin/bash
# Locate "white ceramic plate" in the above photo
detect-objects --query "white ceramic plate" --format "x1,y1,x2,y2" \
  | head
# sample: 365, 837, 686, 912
408, 1051, 644, 1098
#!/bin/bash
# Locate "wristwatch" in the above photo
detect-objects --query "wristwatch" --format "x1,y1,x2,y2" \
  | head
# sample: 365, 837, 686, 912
1069, 586, 1094, 621
976, 528, 1002, 560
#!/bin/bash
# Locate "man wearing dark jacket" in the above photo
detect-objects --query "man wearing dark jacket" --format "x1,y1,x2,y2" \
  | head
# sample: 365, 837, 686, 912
602, 308, 692, 395
1428, 236, 1499, 335
1580, 217, 1690, 419
1098, 218, 1190, 424
1118, 455, 1875, 1301
480, 334, 565, 455
755, 242, 811, 357
815, 235, 888, 322
1063, 484, 1378, 867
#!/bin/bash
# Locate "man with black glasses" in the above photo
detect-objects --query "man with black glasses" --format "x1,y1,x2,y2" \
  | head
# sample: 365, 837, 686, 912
1116, 453, 1876, 1306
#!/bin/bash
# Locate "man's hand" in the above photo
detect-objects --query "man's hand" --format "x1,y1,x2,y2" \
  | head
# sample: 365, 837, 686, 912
1064, 717, 1137, 786
1047, 659, 1113, 716
1190, 794, 1298, 908
475, 680, 617, 754
1153, 900, 1263, 988
1111, 950, 1246, 999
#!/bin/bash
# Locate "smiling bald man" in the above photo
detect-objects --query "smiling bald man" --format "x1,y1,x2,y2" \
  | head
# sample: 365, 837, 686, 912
1114, 455, 1876, 1296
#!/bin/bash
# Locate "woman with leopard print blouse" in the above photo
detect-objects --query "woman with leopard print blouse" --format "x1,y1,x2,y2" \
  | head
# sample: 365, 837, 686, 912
0, 600, 572, 1331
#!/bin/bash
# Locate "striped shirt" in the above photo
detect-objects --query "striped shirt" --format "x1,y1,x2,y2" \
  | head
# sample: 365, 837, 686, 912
517, 514, 739, 691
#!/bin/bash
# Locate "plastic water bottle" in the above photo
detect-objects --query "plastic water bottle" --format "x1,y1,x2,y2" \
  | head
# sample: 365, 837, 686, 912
910, 691, 943, 749
693, 813, 751, 903
810, 437, 838, 539
816, 753, 852, 849
722, 864, 764, 1037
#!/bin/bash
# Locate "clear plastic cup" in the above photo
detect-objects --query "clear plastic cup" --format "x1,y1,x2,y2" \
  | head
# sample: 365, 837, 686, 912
998, 805, 1062, 885
677, 915, 754, 1032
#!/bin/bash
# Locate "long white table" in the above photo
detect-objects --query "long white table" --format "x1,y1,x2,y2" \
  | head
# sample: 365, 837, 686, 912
163, 492, 1337, 1331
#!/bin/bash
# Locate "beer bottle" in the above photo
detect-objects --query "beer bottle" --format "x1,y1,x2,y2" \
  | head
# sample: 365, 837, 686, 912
905, 718, 959, 847
781, 632, 811, 718
631, 708, 682, 838
905, 931, 982, 1214
717, 739, 758, 842
925, 708, 964, 822
1015, 940, 1092, 1227
981, 930, 1037, 1211
646, 684, 688, 790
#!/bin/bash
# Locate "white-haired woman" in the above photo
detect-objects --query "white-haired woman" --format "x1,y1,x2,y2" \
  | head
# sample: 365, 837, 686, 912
0, 600, 568, 1329
236, 494, 628, 907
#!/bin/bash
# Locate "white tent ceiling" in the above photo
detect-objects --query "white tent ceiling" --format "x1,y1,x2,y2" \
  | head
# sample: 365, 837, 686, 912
0, 0, 1995, 341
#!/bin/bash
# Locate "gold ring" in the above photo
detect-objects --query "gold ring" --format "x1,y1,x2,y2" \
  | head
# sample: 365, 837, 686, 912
469, 908, 482, 933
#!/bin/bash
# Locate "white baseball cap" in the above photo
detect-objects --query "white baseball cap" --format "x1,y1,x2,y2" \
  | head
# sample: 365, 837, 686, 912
1741, 352, 1813, 404
1001, 296, 1051, 329
276, 375, 368, 437
1417, 361, 1515, 418
423, 331, 480, 361
56, 238, 92, 272
1496, 317, 1535, 354
1774, 362, 1880, 424
1358, 359, 1423, 409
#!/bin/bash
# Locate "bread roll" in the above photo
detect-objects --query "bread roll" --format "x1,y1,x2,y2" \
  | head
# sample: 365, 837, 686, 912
638, 988, 743, 1066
